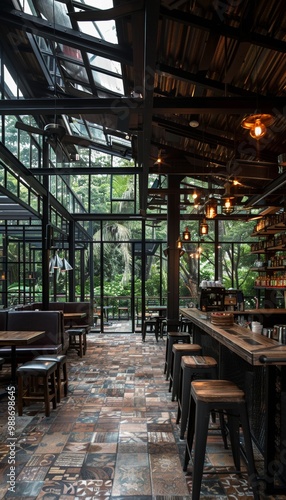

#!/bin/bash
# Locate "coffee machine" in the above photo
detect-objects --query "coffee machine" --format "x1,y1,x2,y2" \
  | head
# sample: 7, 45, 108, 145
224, 289, 244, 311
197, 287, 225, 312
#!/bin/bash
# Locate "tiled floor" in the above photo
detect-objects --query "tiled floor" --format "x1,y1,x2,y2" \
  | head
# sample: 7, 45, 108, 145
0, 330, 285, 499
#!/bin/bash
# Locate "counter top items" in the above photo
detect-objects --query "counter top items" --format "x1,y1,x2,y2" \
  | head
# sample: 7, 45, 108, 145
210, 312, 234, 326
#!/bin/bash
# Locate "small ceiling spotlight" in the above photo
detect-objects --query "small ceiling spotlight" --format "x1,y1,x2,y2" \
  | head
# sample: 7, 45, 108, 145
189, 115, 200, 128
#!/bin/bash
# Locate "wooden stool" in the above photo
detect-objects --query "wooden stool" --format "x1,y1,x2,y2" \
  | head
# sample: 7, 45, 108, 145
34, 354, 68, 403
183, 380, 259, 500
67, 328, 86, 357
164, 332, 190, 380
177, 355, 219, 439
17, 360, 57, 417
169, 344, 202, 401
142, 318, 159, 342
118, 306, 129, 320
180, 316, 192, 333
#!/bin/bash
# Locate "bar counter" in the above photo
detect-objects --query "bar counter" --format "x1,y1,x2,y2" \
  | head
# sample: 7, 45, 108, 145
180, 307, 286, 495
179, 308, 286, 365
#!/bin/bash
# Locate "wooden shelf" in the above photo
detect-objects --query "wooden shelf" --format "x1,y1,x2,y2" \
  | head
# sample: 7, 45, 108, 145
254, 286, 286, 290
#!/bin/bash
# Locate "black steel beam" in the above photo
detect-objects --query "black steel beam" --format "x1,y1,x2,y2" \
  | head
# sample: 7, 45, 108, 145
30, 167, 143, 175
1, 96, 286, 115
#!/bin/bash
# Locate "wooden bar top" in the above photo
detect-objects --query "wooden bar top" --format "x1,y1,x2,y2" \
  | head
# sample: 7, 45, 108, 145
180, 308, 286, 366
231, 308, 286, 316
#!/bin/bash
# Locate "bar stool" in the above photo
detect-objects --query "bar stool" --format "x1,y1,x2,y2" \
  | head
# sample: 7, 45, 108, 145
67, 328, 86, 357
177, 355, 219, 440
164, 331, 190, 380
169, 344, 202, 400
34, 354, 68, 403
118, 306, 129, 320
17, 360, 57, 417
183, 380, 259, 500
180, 315, 192, 333
142, 317, 159, 342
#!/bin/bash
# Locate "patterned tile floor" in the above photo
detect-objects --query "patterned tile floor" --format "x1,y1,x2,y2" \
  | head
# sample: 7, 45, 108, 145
0, 331, 285, 499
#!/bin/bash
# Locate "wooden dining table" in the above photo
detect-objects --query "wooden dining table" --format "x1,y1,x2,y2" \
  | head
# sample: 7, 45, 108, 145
64, 312, 86, 328
0, 330, 45, 384
146, 305, 167, 316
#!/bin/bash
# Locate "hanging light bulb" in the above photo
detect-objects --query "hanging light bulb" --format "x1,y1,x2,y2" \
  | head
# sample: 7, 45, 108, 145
250, 118, 267, 139
222, 181, 235, 215
182, 226, 191, 241
199, 218, 209, 235
222, 197, 235, 214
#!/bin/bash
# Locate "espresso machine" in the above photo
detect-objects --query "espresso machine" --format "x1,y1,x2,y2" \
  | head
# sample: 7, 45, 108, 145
224, 289, 244, 311
197, 287, 225, 312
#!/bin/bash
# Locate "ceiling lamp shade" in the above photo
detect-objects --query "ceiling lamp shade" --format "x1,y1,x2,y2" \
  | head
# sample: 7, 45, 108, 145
241, 113, 274, 140
53, 253, 63, 269
182, 226, 191, 241
199, 218, 209, 235
205, 197, 217, 219
61, 258, 73, 272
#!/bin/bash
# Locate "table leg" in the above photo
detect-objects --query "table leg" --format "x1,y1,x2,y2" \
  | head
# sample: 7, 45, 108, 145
10, 345, 17, 385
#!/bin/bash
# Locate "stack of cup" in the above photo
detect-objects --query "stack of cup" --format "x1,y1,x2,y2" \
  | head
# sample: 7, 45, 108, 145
251, 321, 263, 334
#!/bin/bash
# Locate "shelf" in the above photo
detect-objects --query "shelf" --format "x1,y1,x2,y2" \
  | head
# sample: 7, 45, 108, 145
251, 229, 278, 236
250, 249, 266, 254
251, 245, 286, 254
251, 222, 286, 237
251, 266, 286, 272
254, 286, 286, 290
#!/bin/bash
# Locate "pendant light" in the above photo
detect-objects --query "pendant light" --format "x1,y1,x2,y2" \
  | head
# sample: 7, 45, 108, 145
221, 181, 235, 215
176, 237, 182, 249
199, 218, 208, 235
61, 258, 73, 272
205, 197, 217, 219
241, 113, 274, 140
182, 226, 191, 241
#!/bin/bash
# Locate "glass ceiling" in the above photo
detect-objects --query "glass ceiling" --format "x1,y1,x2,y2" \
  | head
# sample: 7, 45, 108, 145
18, 0, 131, 155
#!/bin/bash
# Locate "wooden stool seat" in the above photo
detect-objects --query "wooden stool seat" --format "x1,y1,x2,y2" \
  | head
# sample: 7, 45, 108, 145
183, 379, 259, 500
17, 360, 57, 417
169, 344, 202, 400
177, 355, 218, 439
34, 354, 68, 403
67, 328, 86, 357
164, 332, 190, 380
